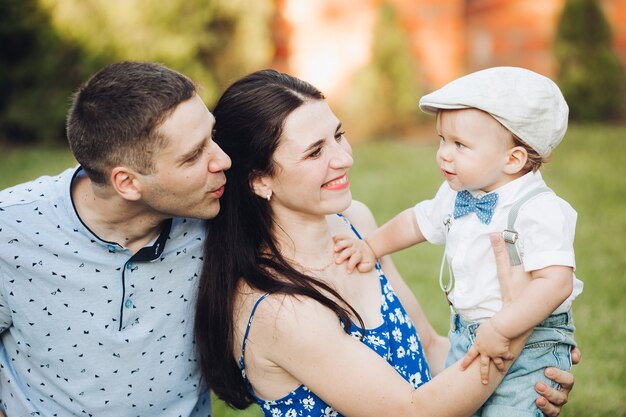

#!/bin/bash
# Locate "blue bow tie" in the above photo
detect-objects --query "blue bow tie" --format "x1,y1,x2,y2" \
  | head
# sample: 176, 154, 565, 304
453, 190, 499, 224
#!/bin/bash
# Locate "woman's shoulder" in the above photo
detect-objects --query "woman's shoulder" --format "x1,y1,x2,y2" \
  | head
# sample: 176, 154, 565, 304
235, 282, 338, 337
336, 200, 379, 235
342, 199, 372, 217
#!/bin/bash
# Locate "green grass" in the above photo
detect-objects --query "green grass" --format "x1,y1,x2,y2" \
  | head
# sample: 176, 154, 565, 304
0, 146, 78, 187
1, 124, 625, 417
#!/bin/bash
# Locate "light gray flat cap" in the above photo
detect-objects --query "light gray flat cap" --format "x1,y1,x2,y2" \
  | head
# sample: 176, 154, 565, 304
419, 66, 569, 157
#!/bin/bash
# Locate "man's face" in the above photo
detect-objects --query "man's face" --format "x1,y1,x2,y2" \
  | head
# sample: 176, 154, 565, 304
137, 94, 231, 220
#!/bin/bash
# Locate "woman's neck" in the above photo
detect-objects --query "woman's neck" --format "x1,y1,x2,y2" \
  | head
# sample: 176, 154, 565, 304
272, 211, 336, 272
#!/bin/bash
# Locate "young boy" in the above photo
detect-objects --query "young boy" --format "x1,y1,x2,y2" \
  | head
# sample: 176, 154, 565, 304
335, 66, 583, 416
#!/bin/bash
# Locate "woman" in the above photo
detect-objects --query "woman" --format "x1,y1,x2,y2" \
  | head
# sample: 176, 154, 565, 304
195, 69, 575, 416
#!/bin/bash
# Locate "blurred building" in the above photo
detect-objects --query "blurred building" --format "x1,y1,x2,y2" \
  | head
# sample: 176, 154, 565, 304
272, 0, 626, 93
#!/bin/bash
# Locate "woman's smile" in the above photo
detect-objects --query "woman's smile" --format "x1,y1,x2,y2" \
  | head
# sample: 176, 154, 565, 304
322, 174, 349, 190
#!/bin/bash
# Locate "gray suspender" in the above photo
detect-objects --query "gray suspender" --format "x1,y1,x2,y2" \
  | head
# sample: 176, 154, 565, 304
502, 186, 553, 266
439, 186, 553, 307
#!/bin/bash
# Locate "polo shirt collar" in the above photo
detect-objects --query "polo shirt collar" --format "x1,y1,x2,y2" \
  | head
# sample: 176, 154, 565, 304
65, 165, 172, 260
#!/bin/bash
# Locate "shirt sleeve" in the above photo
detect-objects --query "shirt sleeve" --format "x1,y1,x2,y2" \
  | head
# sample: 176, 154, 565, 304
413, 181, 455, 245
516, 193, 577, 272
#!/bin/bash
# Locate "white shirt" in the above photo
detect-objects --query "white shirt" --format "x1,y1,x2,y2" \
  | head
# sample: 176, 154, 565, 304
414, 171, 583, 321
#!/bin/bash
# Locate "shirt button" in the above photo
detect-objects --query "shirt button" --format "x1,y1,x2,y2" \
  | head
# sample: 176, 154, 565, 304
124, 299, 133, 308
107, 244, 116, 252
126, 262, 134, 270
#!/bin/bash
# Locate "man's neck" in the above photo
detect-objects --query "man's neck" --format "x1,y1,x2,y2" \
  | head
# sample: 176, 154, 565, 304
71, 175, 165, 254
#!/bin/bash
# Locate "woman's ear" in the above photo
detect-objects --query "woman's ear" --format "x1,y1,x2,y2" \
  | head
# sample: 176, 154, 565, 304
110, 166, 143, 201
250, 175, 273, 201
504, 146, 528, 175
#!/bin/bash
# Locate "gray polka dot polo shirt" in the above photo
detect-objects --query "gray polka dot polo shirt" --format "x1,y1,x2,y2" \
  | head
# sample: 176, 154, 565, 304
0, 167, 211, 416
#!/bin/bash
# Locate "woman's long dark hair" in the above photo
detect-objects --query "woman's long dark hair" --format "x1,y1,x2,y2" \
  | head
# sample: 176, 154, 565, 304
194, 69, 364, 409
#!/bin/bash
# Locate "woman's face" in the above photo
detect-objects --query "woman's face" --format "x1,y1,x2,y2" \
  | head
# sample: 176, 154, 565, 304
265, 99, 353, 220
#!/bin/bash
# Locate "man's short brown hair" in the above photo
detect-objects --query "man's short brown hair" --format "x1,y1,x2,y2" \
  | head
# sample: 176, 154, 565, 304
67, 61, 197, 184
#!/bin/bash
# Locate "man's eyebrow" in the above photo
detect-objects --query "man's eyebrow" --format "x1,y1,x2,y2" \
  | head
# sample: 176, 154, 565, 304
177, 138, 206, 162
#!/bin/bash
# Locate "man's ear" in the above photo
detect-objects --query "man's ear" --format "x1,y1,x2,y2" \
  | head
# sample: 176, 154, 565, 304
250, 175, 273, 201
504, 146, 528, 175
110, 166, 143, 201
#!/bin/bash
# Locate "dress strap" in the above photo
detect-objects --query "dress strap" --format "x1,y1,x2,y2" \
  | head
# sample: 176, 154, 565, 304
336, 212, 363, 239
336, 213, 383, 274
239, 292, 271, 392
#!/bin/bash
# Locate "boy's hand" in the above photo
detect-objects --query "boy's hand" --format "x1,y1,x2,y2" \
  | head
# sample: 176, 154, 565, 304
459, 319, 516, 384
332, 234, 377, 273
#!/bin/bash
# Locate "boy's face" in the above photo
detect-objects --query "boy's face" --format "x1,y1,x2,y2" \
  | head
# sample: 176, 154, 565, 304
436, 109, 514, 193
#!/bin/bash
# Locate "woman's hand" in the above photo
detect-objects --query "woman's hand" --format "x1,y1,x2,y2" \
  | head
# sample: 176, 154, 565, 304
490, 234, 580, 416
490, 233, 532, 304
535, 347, 580, 417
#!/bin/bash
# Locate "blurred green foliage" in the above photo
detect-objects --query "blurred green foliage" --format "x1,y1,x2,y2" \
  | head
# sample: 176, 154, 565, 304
340, 3, 425, 140
0, 0, 275, 145
2, 0, 624, 145
0, 0, 106, 144
554, 0, 626, 122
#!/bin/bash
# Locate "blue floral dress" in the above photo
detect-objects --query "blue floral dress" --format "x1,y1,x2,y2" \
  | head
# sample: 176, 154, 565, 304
239, 215, 432, 417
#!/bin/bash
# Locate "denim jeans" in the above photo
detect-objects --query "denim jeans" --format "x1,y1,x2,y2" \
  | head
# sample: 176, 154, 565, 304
446, 311, 576, 417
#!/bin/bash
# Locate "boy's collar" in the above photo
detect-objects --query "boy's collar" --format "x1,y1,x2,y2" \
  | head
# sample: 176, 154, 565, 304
470, 171, 544, 206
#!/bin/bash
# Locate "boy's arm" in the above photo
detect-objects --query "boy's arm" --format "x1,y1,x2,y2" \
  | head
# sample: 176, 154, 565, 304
490, 265, 573, 339
461, 265, 574, 382
492, 194, 577, 339
335, 182, 451, 272
365, 207, 426, 259
334, 207, 426, 273
463, 235, 581, 410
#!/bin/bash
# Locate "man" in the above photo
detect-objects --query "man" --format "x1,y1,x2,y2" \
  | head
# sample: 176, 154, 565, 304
0, 62, 230, 416
0, 61, 575, 416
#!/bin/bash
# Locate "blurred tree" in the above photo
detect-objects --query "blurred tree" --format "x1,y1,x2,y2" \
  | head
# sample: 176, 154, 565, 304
38, 0, 275, 105
339, 3, 424, 140
1, 0, 274, 145
0, 0, 104, 144
554, 0, 626, 122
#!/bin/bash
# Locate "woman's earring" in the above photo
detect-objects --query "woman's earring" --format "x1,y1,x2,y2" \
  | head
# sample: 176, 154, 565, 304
266, 193, 272, 202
